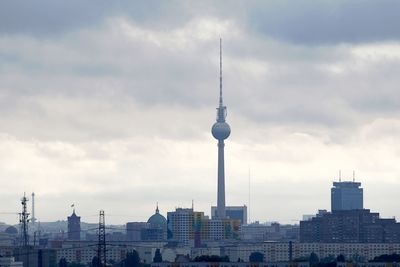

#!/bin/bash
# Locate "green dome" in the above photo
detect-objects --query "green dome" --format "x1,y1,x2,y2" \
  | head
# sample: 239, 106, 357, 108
147, 205, 167, 230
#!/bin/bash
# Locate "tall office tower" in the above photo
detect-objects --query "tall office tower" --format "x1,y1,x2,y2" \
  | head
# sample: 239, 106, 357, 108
211, 39, 231, 219
67, 209, 81, 240
331, 181, 363, 211
167, 208, 196, 244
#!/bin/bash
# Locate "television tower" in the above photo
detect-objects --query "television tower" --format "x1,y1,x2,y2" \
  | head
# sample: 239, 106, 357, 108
211, 38, 231, 219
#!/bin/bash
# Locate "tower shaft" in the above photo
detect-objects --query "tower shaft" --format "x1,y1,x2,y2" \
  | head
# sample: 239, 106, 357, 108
217, 140, 226, 218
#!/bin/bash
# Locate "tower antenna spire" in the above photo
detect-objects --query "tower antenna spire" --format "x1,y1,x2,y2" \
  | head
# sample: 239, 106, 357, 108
219, 38, 223, 107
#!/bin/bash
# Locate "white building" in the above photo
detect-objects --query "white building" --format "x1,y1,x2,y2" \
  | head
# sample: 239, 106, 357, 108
0, 257, 23, 267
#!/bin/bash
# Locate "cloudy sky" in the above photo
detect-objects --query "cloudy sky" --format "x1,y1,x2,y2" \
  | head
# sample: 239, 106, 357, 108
1, 0, 400, 225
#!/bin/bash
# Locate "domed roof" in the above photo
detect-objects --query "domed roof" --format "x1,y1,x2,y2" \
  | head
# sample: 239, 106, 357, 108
147, 204, 167, 229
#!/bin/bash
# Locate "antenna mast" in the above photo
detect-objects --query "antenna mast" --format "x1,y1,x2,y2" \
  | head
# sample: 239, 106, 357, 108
219, 38, 223, 107
19, 193, 30, 247
97, 210, 106, 267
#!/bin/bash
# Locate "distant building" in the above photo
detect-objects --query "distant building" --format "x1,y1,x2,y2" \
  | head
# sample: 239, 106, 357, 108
239, 222, 268, 241
167, 208, 197, 244
142, 205, 167, 241
0, 257, 23, 267
13, 247, 56, 267
331, 181, 363, 211
53, 240, 156, 265
240, 222, 299, 242
211, 206, 247, 224
126, 222, 148, 241
167, 208, 240, 245
300, 209, 400, 243
67, 209, 80, 240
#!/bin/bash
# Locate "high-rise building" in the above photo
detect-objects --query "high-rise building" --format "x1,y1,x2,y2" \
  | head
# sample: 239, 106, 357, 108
167, 208, 196, 244
211, 39, 231, 219
67, 209, 81, 241
331, 181, 363, 211
167, 208, 240, 245
300, 209, 400, 243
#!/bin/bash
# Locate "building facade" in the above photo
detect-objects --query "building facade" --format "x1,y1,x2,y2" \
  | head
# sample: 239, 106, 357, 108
300, 209, 400, 243
67, 210, 81, 241
126, 222, 148, 241
212, 206, 247, 225
167, 208, 240, 245
331, 181, 363, 211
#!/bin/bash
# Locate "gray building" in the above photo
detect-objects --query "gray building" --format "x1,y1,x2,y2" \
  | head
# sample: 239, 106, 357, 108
126, 222, 148, 241
300, 209, 400, 243
331, 181, 363, 211
211, 206, 247, 224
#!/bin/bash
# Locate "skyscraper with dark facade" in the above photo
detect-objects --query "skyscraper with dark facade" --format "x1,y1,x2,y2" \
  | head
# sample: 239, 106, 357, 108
331, 181, 363, 211
67, 209, 81, 240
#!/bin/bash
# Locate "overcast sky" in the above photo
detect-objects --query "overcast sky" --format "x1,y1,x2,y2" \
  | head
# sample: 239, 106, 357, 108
1, 0, 400, 225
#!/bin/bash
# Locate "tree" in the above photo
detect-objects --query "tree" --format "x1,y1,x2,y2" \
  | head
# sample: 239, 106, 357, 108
91, 256, 100, 267
125, 251, 141, 267
59, 258, 68, 267
309, 252, 319, 267
153, 249, 162, 263
249, 252, 264, 263
193, 255, 229, 262
336, 255, 345, 262
371, 254, 400, 263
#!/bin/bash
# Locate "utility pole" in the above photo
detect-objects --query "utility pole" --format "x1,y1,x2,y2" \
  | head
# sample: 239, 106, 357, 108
97, 210, 106, 267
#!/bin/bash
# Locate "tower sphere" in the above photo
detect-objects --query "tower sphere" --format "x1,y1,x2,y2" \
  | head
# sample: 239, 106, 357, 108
212, 122, 231, 140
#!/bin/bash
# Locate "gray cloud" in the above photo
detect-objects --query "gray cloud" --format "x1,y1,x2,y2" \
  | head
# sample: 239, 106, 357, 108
248, 0, 400, 44
1, 1, 400, 224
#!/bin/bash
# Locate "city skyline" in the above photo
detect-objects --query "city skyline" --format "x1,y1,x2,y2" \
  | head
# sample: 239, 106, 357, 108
1, 1, 400, 225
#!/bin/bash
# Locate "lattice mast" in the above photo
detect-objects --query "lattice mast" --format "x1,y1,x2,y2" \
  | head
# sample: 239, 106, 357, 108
97, 210, 106, 267
19, 193, 30, 247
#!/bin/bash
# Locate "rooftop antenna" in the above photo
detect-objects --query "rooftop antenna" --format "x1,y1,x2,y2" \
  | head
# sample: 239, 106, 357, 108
191, 199, 194, 211
339, 170, 342, 182
353, 170, 355, 182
